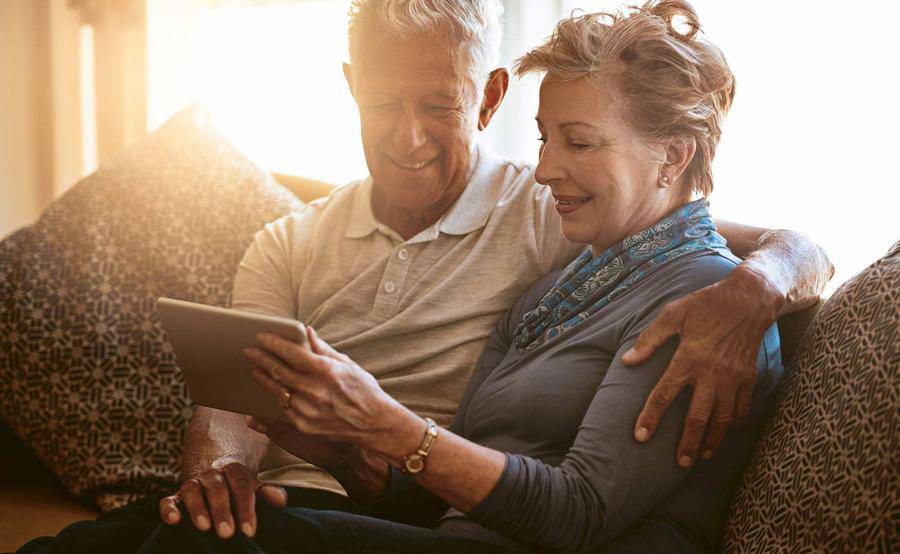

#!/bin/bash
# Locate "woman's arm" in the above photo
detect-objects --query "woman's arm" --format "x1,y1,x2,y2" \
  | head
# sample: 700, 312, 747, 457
244, 319, 751, 552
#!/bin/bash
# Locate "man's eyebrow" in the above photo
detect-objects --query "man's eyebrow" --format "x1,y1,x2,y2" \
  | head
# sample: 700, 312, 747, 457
427, 91, 463, 103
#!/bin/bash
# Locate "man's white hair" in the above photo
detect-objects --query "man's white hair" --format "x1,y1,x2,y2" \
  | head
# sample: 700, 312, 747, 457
348, 0, 503, 100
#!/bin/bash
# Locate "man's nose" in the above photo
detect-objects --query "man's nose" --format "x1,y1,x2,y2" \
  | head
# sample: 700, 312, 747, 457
391, 109, 428, 154
534, 142, 563, 186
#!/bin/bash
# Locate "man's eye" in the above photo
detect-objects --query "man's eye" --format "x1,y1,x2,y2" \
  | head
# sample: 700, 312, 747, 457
425, 105, 454, 115
569, 142, 592, 150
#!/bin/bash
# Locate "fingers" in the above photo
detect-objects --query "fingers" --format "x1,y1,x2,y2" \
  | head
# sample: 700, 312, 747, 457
159, 494, 182, 526
622, 306, 682, 365
698, 390, 737, 462
245, 348, 314, 393
251, 367, 296, 409
180, 477, 212, 532
254, 333, 330, 375
675, 385, 718, 468
222, 463, 258, 538
307, 326, 351, 362
634, 370, 686, 444
198, 472, 236, 539
733, 381, 753, 426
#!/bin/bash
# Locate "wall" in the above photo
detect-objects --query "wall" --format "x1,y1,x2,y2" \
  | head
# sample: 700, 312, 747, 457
0, 0, 48, 239
0, 0, 84, 240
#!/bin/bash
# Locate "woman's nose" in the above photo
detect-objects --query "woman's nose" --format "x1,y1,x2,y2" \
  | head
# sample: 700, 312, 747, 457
391, 109, 428, 154
534, 142, 563, 186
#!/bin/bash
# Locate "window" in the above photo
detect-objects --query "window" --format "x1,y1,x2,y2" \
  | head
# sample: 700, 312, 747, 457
147, 0, 899, 293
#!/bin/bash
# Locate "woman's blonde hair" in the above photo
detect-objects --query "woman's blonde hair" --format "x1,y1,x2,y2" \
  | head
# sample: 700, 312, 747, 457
515, 0, 735, 196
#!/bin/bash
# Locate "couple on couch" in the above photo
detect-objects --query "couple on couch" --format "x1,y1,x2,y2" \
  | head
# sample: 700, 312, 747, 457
20, 0, 832, 552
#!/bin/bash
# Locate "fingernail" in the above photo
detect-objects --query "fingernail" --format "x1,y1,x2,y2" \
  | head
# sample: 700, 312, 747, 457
241, 523, 254, 537
623, 347, 636, 361
678, 455, 693, 468
218, 521, 232, 537
243, 347, 254, 356
196, 515, 210, 530
634, 427, 649, 442
701, 450, 714, 460
166, 511, 178, 524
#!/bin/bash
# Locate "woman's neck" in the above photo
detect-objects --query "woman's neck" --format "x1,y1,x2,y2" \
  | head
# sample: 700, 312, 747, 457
590, 191, 695, 257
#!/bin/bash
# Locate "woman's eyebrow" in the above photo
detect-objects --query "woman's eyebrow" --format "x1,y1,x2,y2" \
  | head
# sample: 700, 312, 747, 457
559, 121, 602, 130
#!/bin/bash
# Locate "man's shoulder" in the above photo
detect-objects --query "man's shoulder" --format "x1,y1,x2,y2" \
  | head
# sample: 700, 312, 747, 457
259, 179, 366, 244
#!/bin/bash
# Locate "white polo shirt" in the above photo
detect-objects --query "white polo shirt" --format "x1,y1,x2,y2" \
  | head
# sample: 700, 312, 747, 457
231, 144, 582, 493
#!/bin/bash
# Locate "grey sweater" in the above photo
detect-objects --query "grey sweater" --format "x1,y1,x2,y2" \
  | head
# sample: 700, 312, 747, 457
381, 248, 783, 553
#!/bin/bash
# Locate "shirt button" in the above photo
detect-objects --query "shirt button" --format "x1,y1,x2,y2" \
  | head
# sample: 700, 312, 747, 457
398, 248, 408, 260
384, 281, 397, 293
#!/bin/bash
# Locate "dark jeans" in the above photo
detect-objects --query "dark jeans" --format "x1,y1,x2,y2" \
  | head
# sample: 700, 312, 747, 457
16, 488, 510, 554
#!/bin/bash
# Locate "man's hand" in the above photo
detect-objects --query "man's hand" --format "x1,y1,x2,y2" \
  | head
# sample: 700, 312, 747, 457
247, 417, 390, 504
622, 266, 781, 468
158, 460, 287, 539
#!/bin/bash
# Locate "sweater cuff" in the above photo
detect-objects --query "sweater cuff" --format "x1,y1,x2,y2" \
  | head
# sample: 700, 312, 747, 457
467, 452, 516, 522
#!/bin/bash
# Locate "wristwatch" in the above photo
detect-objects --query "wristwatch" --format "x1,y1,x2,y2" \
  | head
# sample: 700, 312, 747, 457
401, 417, 438, 474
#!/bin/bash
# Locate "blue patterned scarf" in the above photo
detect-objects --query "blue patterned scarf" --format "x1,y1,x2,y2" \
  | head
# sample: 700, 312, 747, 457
513, 199, 727, 351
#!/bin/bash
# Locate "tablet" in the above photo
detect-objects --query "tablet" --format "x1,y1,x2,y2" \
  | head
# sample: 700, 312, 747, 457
157, 297, 309, 422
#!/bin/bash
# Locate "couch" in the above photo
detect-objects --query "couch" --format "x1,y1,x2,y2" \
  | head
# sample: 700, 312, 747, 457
1, 108, 896, 552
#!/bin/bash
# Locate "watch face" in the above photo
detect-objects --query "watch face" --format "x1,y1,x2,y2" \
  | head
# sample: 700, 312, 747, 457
405, 455, 425, 474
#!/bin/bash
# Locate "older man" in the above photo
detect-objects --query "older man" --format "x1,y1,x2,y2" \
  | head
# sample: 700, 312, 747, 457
18, 1, 830, 553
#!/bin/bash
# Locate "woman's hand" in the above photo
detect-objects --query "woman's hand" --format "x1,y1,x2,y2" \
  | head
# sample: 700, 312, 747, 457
622, 265, 779, 468
243, 327, 405, 451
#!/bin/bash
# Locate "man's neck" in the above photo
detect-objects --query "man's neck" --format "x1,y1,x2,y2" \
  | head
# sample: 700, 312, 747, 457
371, 187, 458, 241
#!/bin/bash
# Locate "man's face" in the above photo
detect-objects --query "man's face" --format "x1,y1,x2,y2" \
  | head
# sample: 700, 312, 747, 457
347, 36, 481, 217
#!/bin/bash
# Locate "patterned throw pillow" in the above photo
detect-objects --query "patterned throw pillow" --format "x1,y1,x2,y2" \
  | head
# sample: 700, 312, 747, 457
723, 240, 900, 552
0, 106, 303, 511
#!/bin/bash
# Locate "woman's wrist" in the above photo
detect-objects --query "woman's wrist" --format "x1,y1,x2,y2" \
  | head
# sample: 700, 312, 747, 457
365, 401, 430, 468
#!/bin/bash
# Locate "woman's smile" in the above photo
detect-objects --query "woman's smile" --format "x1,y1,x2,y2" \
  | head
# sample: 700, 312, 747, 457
553, 193, 593, 215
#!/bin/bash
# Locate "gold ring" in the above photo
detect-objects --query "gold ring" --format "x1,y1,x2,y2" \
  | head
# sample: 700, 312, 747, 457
280, 388, 293, 411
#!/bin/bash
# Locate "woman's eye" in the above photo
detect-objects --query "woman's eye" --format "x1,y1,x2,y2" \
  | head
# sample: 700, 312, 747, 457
537, 136, 547, 144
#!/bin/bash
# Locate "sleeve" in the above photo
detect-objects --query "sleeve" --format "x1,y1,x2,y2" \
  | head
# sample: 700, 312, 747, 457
533, 185, 586, 273
467, 258, 783, 553
230, 209, 313, 317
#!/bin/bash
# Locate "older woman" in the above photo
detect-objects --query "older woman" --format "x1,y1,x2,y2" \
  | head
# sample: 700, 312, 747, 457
236, 1, 783, 552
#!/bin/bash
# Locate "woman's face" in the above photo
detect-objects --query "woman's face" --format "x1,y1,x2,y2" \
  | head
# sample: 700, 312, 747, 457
534, 76, 684, 253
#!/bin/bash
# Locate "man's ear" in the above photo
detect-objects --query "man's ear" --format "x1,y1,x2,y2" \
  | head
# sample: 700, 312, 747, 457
343, 63, 356, 100
661, 137, 697, 186
478, 68, 510, 131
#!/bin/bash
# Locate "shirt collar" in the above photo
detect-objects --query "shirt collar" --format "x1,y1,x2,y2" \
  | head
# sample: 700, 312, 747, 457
344, 143, 505, 243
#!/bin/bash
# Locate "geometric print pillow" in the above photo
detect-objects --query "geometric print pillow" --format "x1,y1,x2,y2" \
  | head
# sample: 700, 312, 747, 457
723, 240, 900, 552
0, 105, 303, 511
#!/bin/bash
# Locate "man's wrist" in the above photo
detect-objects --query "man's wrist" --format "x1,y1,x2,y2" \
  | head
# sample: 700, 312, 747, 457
732, 257, 789, 320
332, 446, 390, 504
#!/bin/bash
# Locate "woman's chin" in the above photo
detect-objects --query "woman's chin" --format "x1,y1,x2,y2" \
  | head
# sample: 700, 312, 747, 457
559, 222, 595, 247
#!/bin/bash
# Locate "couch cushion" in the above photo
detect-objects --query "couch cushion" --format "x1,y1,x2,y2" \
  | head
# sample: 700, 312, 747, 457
0, 106, 303, 511
723, 240, 899, 552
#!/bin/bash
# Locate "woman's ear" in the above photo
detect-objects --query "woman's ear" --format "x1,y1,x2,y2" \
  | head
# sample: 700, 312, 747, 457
661, 137, 697, 186
478, 68, 510, 131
